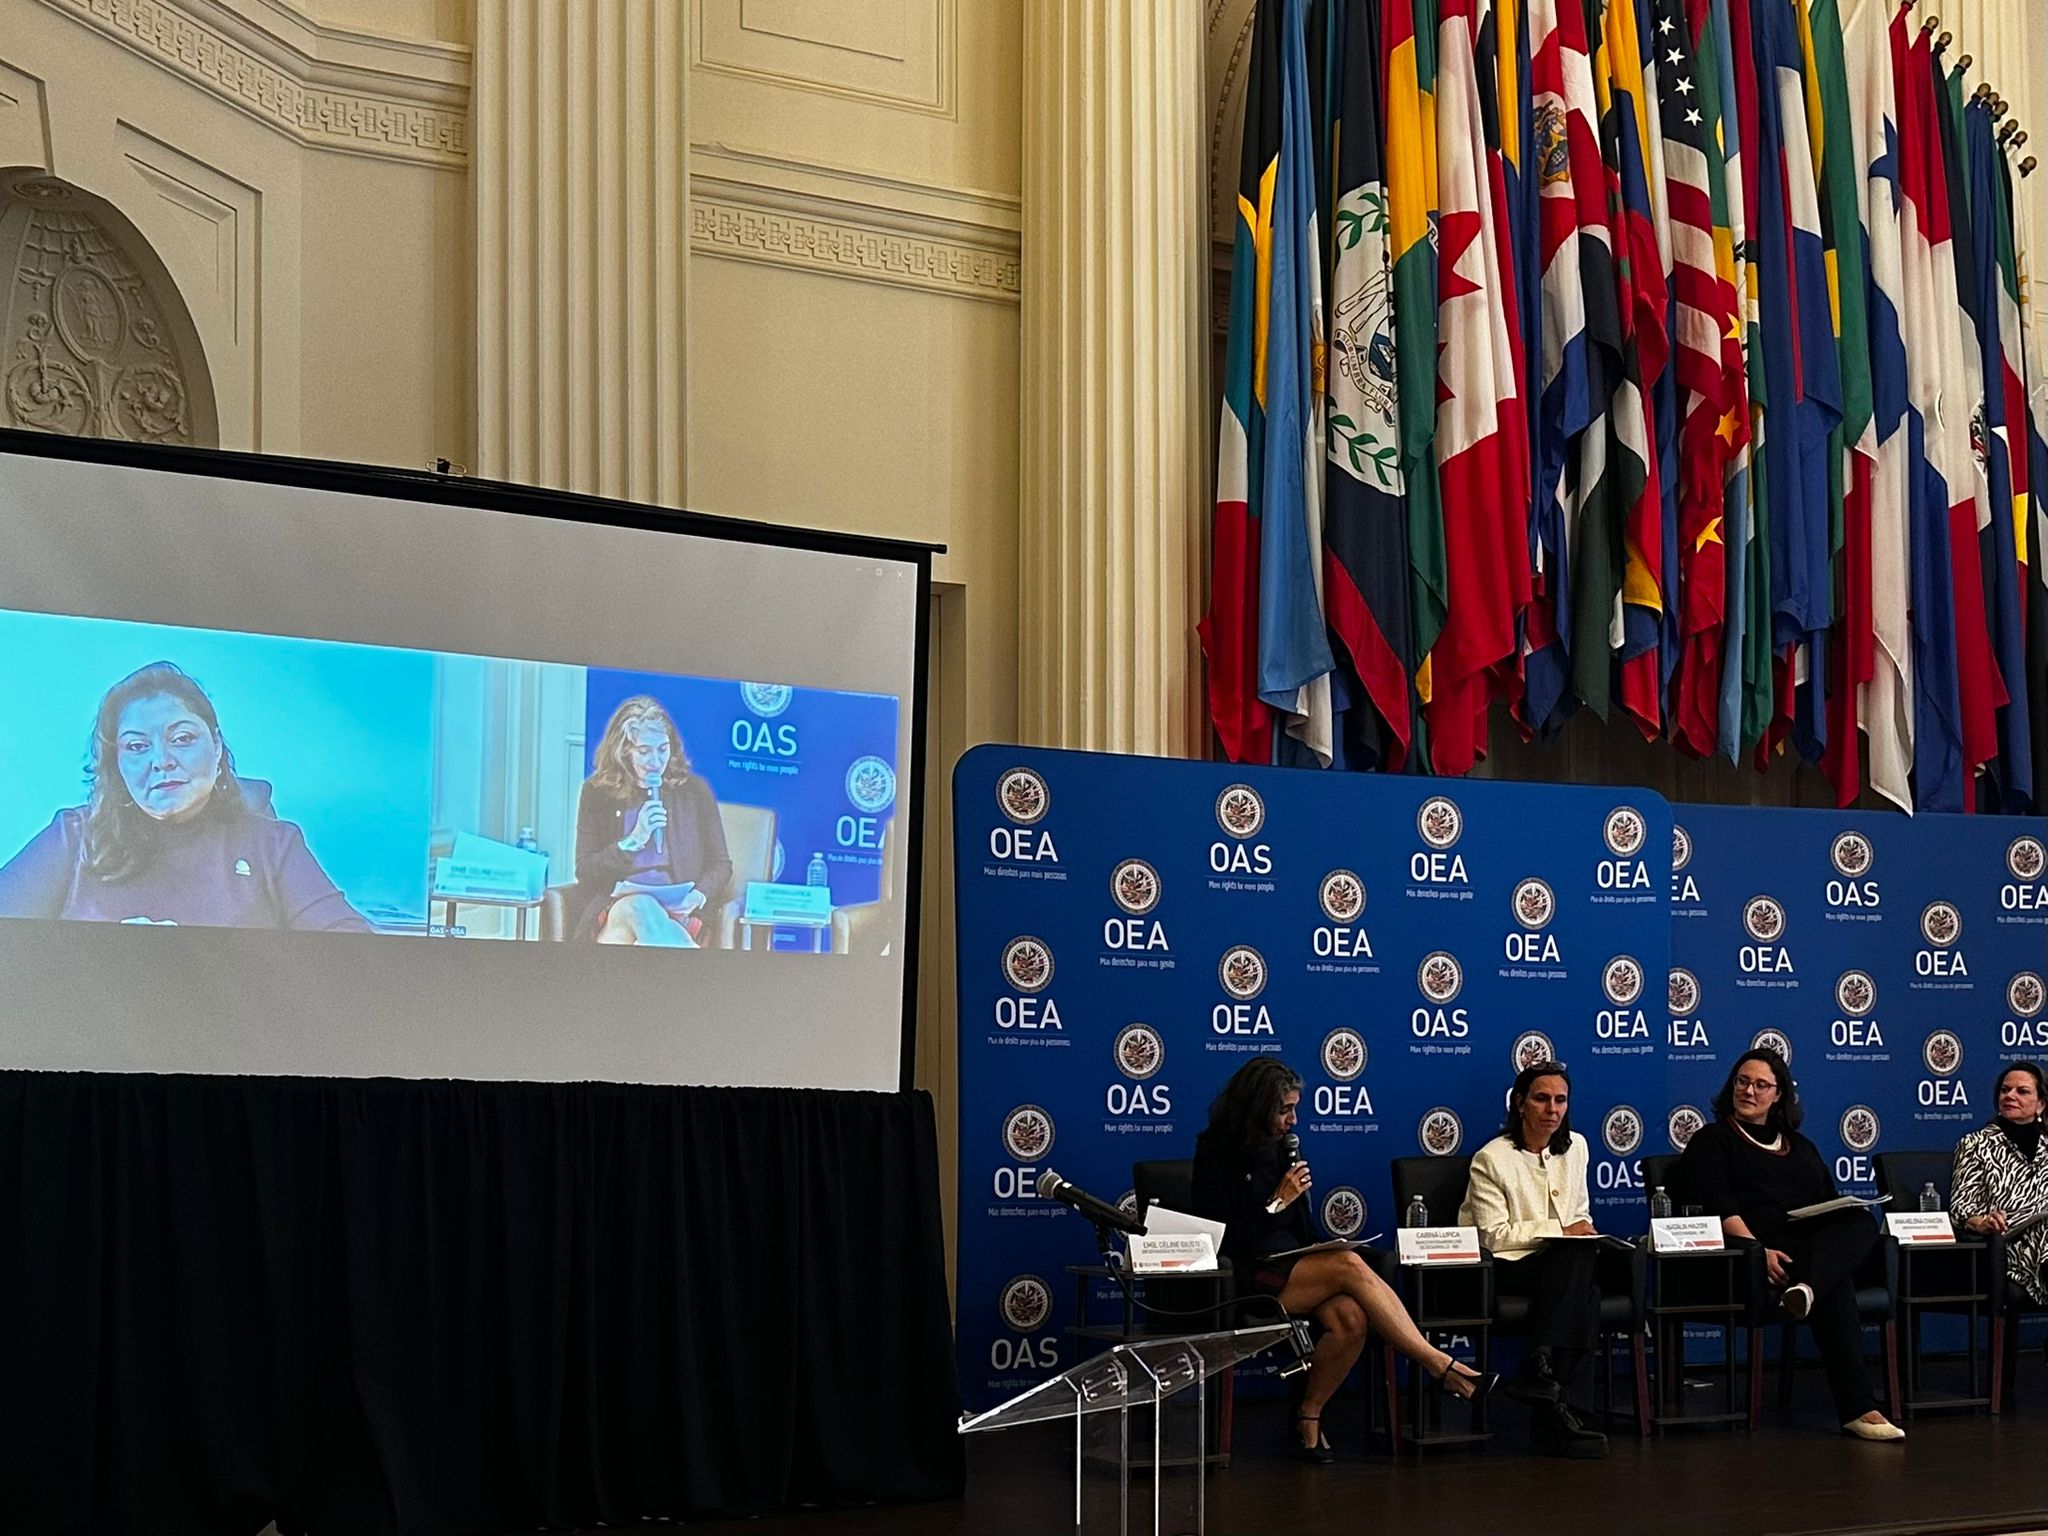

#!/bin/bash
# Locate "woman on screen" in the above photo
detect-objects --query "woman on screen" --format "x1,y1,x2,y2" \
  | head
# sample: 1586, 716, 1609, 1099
1676, 1049, 1903, 1441
1190, 1057, 1496, 1462
1949, 1063, 2048, 1307
570, 696, 732, 945
0, 662, 369, 931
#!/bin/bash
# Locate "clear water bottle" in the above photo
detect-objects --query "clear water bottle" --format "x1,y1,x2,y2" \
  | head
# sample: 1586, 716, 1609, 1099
1650, 1185, 1673, 1220
1404, 1194, 1429, 1229
516, 826, 538, 853
1919, 1181, 1941, 1213
806, 851, 829, 889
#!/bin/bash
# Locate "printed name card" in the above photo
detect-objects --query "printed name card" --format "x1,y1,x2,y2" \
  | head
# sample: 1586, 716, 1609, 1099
1886, 1212, 1957, 1244
1649, 1216, 1726, 1254
1126, 1233, 1218, 1274
1397, 1226, 1482, 1266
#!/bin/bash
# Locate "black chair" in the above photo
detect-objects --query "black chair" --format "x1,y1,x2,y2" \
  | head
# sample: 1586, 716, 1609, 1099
1389, 1155, 1651, 1439
1652, 1153, 1900, 1426
1876, 1149, 2010, 1413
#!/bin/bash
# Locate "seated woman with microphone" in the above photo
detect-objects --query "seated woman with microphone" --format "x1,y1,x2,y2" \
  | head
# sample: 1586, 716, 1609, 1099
1457, 1061, 1608, 1457
1191, 1058, 1495, 1462
1677, 1048, 1904, 1441
1949, 1062, 2048, 1312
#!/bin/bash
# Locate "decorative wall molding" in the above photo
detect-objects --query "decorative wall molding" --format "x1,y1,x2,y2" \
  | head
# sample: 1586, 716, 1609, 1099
689, 146, 1020, 304
694, 0, 956, 118
32, 0, 470, 167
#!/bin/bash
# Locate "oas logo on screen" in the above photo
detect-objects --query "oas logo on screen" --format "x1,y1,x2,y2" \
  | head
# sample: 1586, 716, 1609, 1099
1002, 936, 1054, 993
1419, 1107, 1463, 1157
1321, 1186, 1368, 1239
1922, 1030, 1963, 1078
1667, 968, 1701, 1018
1835, 971, 1877, 1018
1751, 1028, 1793, 1065
1602, 956, 1645, 1008
1511, 878, 1555, 929
1215, 784, 1266, 839
1320, 1028, 1368, 1082
1603, 1106, 1644, 1158
1667, 1104, 1706, 1150
1113, 1024, 1165, 1081
1743, 896, 1787, 942
1920, 901, 1962, 947
1219, 945, 1267, 1001
2010, 973, 2046, 1019
1417, 951, 1463, 1004
1839, 1105, 1881, 1155
1830, 831, 1874, 878
1001, 1105, 1055, 1162
1512, 1030, 1555, 1073
1672, 824, 1693, 873
1000, 1275, 1053, 1333
845, 755, 896, 813
739, 681, 794, 718
1319, 869, 1366, 924
996, 767, 1050, 825
1603, 806, 1647, 858
2008, 836, 2046, 882
1417, 795, 1463, 849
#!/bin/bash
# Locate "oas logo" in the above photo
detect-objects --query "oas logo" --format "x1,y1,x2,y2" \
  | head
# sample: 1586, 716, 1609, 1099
1667, 1104, 1706, 1150
1419, 1106, 1464, 1156
1215, 783, 1265, 839
1839, 1105, 1881, 1155
1322, 1186, 1368, 1239
1751, 1028, 1793, 1064
1417, 795, 1463, 850
1511, 878, 1556, 929
1922, 1030, 1963, 1077
1672, 824, 1693, 872
1110, 859, 1161, 915
1319, 869, 1367, 924
2008, 836, 2046, 882
1920, 901, 1962, 947
1743, 896, 1787, 942
997, 767, 1050, 824
1219, 945, 1267, 1000
1830, 830, 1875, 878
2010, 973, 2046, 1018
739, 681, 793, 718
1668, 968, 1701, 1017
1835, 970, 1877, 1017
1512, 1030, 1557, 1073
845, 755, 897, 813
1603, 956, 1645, 1007
1603, 1105, 1644, 1158
1000, 1275, 1053, 1333
1002, 936, 1054, 993
1116, 1190, 1142, 1220
1113, 1024, 1165, 1080
1604, 806, 1647, 858
1417, 950, 1464, 1004
1001, 1105, 1055, 1161
1321, 1027, 1368, 1082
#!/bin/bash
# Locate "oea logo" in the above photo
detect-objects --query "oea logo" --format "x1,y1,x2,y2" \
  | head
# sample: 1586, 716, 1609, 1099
1412, 797, 1469, 884
1107, 1024, 1171, 1118
1211, 784, 1273, 875
995, 937, 1062, 1032
1826, 830, 1879, 909
990, 766, 1060, 864
993, 1276, 1058, 1372
1314, 869, 1373, 959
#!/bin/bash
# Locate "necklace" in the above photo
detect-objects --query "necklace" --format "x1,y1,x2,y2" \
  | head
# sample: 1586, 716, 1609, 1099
1735, 1120, 1784, 1153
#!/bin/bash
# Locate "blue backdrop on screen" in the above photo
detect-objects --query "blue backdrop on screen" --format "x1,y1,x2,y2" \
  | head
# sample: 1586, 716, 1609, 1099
952, 746, 1675, 1411
584, 671, 900, 911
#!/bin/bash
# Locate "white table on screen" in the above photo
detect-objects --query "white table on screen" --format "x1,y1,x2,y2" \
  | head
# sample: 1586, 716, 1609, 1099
736, 912, 833, 953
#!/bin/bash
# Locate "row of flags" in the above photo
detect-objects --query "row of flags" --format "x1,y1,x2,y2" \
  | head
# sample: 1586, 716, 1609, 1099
1200, 0, 2048, 815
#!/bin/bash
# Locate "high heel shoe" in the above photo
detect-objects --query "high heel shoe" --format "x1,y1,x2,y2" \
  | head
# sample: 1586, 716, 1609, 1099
1294, 1412, 1337, 1464
1435, 1359, 1501, 1404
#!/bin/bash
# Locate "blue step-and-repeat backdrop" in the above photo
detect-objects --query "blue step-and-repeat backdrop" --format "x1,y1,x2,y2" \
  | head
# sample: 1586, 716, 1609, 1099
952, 746, 2047, 1412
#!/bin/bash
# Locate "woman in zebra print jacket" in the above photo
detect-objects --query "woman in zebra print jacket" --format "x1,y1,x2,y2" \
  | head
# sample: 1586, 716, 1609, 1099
1950, 1062, 2048, 1307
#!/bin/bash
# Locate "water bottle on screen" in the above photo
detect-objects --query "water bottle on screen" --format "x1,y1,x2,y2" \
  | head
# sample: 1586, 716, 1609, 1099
516, 825, 545, 886
1919, 1182, 1941, 1213
1650, 1185, 1673, 1220
807, 851, 829, 890
1404, 1194, 1428, 1229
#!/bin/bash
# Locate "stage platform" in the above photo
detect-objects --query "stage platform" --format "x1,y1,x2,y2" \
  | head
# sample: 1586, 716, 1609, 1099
604, 1365, 2048, 1536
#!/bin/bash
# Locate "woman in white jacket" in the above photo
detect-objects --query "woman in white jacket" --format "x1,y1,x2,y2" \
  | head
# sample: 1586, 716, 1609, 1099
1458, 1060, 1607, 1458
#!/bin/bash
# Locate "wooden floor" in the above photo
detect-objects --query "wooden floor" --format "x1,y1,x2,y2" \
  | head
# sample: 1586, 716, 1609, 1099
654, 1366, 2048, 1536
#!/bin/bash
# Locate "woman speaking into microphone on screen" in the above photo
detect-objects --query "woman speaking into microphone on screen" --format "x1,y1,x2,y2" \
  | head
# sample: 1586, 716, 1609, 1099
571, 696, 732, 945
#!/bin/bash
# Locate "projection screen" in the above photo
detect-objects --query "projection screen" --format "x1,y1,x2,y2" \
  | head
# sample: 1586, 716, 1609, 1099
0, 434, 930, 1093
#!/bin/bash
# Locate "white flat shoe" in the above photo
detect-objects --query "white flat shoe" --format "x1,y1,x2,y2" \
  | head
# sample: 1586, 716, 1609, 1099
1782, 1283, 1814, 1320
1842, 1417, 1905, 1441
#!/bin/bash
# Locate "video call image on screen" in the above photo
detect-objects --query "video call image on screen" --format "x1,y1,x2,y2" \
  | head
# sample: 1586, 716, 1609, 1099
0, 606, 901, 955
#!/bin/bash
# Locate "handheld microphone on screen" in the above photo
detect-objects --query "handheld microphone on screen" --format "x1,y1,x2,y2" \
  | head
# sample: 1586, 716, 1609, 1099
1036, 1168, 1148, 1236
1280, 1132, 1301, 1168
642, 772, 664, 855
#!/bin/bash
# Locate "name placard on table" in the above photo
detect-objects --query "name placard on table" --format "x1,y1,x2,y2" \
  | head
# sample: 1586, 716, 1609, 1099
1885, 1211, 1957, 1244
1126, 1233, 1219, 1274
1649, 1216, 1726, 1254
1397, 1226, 1482, 1266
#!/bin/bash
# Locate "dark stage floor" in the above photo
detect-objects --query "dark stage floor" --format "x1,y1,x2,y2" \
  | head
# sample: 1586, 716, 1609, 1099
660, 1368, 2048, 1536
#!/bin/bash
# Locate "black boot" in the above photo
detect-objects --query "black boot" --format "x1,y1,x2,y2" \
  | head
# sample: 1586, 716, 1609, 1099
1531, 1401, 1609, 1459
1505, 1348, 1564, 1407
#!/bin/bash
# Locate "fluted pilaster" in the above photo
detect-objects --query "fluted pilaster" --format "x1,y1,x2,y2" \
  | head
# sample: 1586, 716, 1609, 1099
475, 0, 687, 503
1018, 1, 1209, 754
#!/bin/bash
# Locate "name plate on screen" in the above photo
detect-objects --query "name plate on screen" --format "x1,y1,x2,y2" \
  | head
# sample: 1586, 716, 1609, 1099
1396, 1226, 1482, 1266
1886, 1212, 1956, 1244
1126, 1233, 1218, 1275
742, 882, 834, 924
1650, 1216, 1726, 1254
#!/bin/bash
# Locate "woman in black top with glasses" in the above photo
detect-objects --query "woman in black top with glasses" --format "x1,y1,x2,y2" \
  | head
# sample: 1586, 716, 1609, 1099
1677, 1049, 1903, 1441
